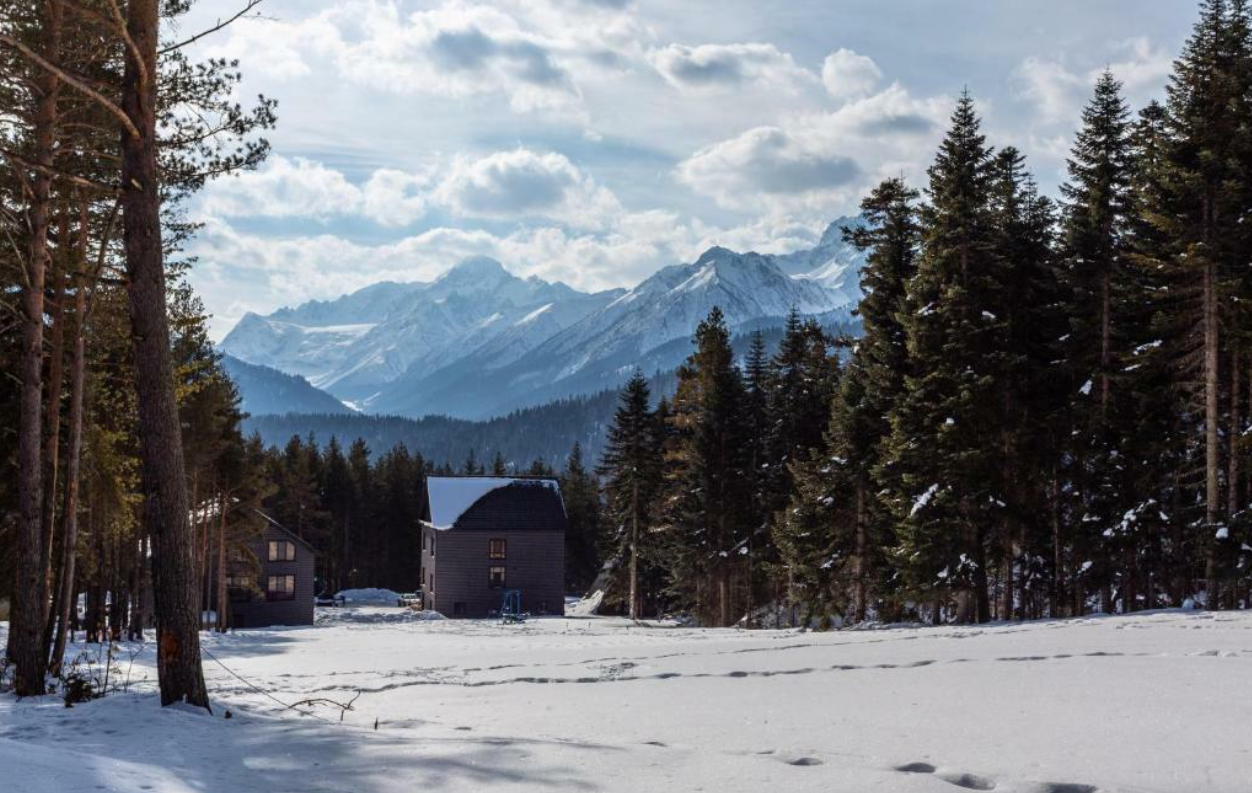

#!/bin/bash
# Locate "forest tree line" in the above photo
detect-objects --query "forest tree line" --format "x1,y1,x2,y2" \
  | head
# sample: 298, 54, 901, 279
594, 1, 1252, 627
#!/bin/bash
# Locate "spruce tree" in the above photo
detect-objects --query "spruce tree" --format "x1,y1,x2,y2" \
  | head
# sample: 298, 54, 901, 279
561, 442, 603, 594
598, 371, 663, 618
662, 308, 754, 626
884, 91, 999, 624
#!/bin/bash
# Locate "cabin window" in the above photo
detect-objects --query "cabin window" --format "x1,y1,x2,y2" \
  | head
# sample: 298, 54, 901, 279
228, 546, 249, 563
488, 539, 506, 559
430, 534, 436, 557
488, 566, 507, 589
266, 575, 296, 601
226, 574, 254, 601
268, 540, 296, 562
428, 572, 434, 593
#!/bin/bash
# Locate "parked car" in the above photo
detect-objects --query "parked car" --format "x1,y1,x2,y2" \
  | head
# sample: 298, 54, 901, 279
397, 591, 422, 608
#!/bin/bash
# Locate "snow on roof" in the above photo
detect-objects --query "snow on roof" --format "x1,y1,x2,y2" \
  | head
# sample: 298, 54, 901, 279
424, 476, 560, 530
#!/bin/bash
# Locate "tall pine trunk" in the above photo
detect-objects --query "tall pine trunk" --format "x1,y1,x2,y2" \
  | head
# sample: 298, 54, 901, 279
39, 258, 68, 661
121, 0, 209, 709
1203, 256, 1221, 609
10, 0, 62, 696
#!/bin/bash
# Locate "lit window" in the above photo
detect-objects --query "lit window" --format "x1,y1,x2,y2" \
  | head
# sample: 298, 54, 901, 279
488, 539, 506, 559
488, 566, 506, 589
268, 541, 296, 562
266, 575, 296, 601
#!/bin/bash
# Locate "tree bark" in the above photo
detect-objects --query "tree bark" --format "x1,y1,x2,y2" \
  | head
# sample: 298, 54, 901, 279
10, 0, 63, 697
120, 0, 209, 709
39, 253, 68, 662
628, 480, 639, 620
853, 481, 867, 623
1203, 257, 1221, 608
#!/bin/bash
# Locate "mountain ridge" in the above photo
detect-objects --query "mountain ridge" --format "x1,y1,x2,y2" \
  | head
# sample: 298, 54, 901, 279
219, 216, 867, 419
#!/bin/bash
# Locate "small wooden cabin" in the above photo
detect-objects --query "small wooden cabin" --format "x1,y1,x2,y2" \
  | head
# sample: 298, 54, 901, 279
420, 476, 566, 618
223, 514, 316, 628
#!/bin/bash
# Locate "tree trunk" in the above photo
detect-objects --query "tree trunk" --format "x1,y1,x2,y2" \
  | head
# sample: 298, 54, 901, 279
51, 199, 95, 674
1229, 347, 1241, 520
216, 491, 229, 632
40, 257, 68, 662
1203, 257, 1221, 609
853, 481, 867, 623
628, 480, 639, 620
121, 0, 208, 709
10, 0, 63, 696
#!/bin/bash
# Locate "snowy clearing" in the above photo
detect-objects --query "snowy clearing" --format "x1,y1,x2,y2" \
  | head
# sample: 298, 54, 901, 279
2, 609, 1251, 792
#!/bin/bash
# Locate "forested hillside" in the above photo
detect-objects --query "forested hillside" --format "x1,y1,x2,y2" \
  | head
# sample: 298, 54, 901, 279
220, 355, 351, 416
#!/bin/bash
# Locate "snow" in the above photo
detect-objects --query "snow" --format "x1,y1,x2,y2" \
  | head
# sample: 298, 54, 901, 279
335, 588, 402, 604
423, 476, 560, 530
911, 483, 939, 516
514, 303, 553, 326
4, 609, 1252, 792
1079, 379, 1093, 395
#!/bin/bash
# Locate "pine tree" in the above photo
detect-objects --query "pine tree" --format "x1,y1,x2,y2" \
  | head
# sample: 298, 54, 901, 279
826, 177, 921, 622
662, 308, 754, 626
884, 91, 999, 624
986, 146, 1063, 619
1150, 0, 1252, 605
560, 442, 603, 594
598, 371, 662, 619
1058, 72, 1142, 614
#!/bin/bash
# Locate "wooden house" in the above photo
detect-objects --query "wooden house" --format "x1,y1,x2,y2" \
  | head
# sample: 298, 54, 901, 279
222, 513, 316, 628
420, 476, 566, 618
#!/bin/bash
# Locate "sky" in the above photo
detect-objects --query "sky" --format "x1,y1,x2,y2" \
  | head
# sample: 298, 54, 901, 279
180, 0, 1199, 340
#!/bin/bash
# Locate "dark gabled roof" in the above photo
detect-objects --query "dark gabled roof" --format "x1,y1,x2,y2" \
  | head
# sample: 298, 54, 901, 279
424, 477, 567, 532
253, 508, 317, 554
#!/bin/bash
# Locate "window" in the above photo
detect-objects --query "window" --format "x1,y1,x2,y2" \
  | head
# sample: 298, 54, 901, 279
488, 539, 506, 559
268, 540, 296, 562
428, 572, 434, 593
266, 575, 296, 601
488, 566, 507, 589
226, 574, 254, 602
228, 546, 249, 563
430, 534, 436, 557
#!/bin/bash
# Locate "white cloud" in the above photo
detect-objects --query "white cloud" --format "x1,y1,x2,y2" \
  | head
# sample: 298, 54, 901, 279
649, 42, 816, 93
434, 149, 621, 229
1013, 36, 1172, 124
199, 157, 363, 220
198, 149, 620, 231
677, 83, 950, 214
821, 49, 882, 101
207, 0, 646, 117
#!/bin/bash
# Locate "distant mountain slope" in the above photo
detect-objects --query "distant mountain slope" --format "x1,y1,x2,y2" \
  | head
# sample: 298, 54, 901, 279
220, 355, 351, 416
220, 257, 623, 402
219, 217, 868, 420
238, 327, 826, 468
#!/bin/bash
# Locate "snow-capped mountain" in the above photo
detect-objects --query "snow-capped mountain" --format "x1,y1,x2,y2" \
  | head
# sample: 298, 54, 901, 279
220, 218, 868, 419
220, 257, 623, 403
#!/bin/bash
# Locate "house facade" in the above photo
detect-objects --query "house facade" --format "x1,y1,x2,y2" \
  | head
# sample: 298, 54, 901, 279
421, 476, 566, 618
224, 515, 316, 628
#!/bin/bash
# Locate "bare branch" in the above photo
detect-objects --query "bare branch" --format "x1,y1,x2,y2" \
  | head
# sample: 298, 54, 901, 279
158, 0, 266, 56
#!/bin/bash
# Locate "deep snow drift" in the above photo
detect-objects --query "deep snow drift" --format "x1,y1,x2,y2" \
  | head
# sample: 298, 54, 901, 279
2, 609, 1250, 792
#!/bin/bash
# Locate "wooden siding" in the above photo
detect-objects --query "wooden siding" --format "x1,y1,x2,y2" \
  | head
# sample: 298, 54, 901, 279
423, 526, 565, 618
228, 522, 316, 628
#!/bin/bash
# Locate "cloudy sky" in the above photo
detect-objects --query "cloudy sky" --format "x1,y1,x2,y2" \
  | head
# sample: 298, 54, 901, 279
182, 0, 1196, 339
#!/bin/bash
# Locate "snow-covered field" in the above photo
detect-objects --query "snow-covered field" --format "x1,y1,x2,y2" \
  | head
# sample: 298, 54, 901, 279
3, 608, 1251, 792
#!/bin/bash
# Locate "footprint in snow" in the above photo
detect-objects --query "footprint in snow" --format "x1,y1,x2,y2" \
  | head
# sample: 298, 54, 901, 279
895, 762, 994, 790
